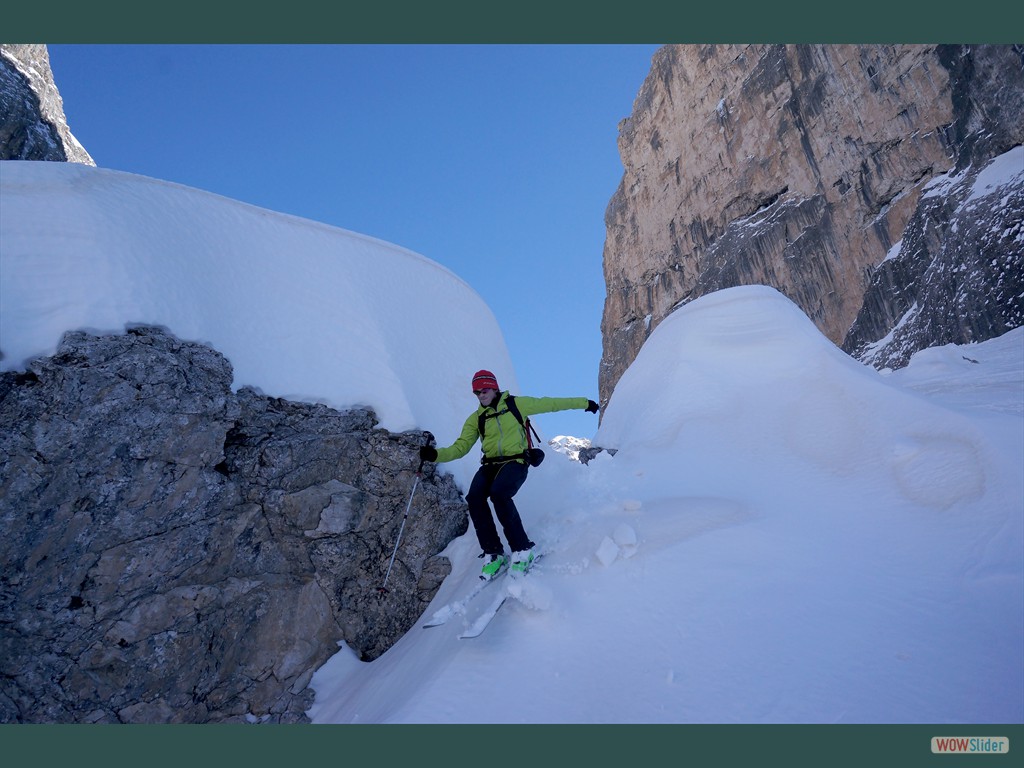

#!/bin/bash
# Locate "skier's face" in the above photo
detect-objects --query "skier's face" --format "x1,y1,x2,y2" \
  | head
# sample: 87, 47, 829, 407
474, 388, 497, 407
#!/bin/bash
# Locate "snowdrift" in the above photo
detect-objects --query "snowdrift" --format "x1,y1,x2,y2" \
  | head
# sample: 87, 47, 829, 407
0, 161, 515, 455
310, 287, 1023, 724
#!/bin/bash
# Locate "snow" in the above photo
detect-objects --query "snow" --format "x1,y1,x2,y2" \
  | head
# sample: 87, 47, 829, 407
881, 238, 903, 264
2, 161, 1021, 725
310, 287, 1022, 725
0, 161, 514, 488
548, 434, 592, 462
967, 145, 1024, 204
922, 145, 1023, 204
860, 301, 920, 366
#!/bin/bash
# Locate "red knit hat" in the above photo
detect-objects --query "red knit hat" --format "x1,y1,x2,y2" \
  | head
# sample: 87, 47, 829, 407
471, 369, 499, 392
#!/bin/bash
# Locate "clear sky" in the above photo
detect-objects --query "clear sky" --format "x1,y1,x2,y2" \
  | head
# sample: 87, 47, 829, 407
47, 44, 663, 440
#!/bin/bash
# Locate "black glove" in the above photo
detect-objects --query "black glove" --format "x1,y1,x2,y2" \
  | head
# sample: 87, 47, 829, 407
419, 446, 438, 462
585, 400, 599, 414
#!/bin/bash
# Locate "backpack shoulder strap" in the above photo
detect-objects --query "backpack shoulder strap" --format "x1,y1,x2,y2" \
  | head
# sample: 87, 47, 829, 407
504, 394, 525, 427
505, 395, 541, 447
478, 394, 526, 437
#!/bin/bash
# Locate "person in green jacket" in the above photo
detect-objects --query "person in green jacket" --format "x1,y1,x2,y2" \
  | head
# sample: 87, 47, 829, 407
420, 369, 599, 580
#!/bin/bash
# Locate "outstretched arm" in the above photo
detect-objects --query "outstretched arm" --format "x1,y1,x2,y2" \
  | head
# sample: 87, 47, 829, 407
516, 396, 597, 417
428, 414, 482, 463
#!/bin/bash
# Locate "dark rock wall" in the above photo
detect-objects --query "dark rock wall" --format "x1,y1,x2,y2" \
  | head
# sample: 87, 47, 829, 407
843, 45, 1024, 367
0, 327, 467, 723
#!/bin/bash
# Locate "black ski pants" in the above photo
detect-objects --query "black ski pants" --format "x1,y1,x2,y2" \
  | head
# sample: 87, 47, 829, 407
466, 460, 534, 555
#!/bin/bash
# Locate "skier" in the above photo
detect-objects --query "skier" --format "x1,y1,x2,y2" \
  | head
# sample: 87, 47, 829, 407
419, 369, 599, 580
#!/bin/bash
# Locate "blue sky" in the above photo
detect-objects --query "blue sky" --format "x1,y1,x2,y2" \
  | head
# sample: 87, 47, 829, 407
48, 44, 662, 440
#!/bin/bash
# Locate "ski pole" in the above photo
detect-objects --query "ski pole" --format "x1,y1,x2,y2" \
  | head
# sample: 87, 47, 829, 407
379, 431, 434, 595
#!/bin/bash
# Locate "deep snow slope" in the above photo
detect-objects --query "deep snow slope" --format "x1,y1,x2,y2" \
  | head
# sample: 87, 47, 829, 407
309, 287, 1022, 724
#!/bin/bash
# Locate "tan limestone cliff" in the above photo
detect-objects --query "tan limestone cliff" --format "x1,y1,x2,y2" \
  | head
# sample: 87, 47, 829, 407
600, 44, 959, 407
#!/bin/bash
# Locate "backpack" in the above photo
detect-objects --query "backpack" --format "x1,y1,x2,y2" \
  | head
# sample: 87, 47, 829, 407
477, 394, 545, 467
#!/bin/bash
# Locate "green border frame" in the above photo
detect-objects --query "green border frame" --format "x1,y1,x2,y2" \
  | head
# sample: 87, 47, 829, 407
5, 724, 1024, 766
3, 3, 1022, 766
4, 0, 1024, 42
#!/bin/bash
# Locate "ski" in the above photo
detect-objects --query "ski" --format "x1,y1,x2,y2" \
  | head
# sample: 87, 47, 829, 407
458, 585, 510, 639
421, 564, 506, 628
459, 553, 542, 639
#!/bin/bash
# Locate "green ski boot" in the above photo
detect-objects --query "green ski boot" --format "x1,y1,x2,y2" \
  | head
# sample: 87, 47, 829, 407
510, 548, 536, 576
480, 553, 507, 581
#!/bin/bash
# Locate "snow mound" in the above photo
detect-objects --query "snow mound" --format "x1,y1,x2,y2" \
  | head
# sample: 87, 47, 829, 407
596, 286, 990, 511
0, 161, 515, 448
310, 286, 1020, 725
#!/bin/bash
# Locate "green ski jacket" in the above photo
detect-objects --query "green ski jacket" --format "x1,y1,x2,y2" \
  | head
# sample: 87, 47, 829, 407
434, 391, 589, 464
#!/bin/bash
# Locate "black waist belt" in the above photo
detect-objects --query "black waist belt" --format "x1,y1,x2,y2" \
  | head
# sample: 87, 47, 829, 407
481, 453, 526, 465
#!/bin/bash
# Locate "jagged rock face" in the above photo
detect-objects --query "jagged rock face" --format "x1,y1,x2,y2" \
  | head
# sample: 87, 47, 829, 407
0, 327, 467, 723
843, 146, 1024, 368
600, 44, 1024, 406
843, 47, 1024, 367
0, 43, 94, 164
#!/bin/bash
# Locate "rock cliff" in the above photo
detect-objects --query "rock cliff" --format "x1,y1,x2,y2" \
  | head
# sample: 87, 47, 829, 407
600, 44, 1023, 406
0, 44, 94, 164
843, 48, 1024, 367
0, 327, 467, 723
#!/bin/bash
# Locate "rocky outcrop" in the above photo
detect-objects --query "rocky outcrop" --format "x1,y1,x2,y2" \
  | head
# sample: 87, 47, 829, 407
843, 48, 1024, 367
0, 327, 467, 723
843, 145, 1024, 368
0, 44, 94, 164
600, 44, 1024, 406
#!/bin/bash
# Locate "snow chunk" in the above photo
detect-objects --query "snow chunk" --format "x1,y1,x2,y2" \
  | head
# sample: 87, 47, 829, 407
595, 536, 620, 566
